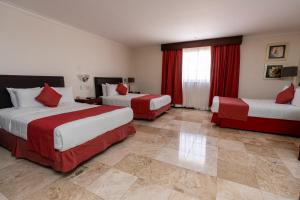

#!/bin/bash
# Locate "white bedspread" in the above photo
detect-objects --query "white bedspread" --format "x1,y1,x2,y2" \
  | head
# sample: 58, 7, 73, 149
102, 94, 171, 110
211, 96, 300, 121
0, 103, 133, 151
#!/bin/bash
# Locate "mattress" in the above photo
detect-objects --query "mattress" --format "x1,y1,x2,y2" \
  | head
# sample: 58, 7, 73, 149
0, 103, 133, 151
211, 96, 300, 121
102, 93, 171, 110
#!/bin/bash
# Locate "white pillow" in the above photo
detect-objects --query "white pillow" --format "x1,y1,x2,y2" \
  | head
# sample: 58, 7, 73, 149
291, 87, 300, 107
6, 88, 19, 107
14, 88, 43, 107
53, 87, 75, 104
106, 84, 118, 96
102, 84, 107, 96
123, 83, 128, 94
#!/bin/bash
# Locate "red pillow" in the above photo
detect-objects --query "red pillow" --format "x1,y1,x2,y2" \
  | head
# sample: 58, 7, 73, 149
116, 83, 127, 95
36, 83, 62, 107
275, 84, 295, 104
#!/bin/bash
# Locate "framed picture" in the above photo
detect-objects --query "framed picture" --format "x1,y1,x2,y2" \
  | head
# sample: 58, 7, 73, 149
264, 65, 283, 79
266, 43, 288, 61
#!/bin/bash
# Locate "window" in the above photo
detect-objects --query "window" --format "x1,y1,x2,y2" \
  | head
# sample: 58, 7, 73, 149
182, 46, 211, 83
182, 46, 211, 110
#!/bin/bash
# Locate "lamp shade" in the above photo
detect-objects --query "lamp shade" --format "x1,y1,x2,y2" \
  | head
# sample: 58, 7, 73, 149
281, 66, 298, 77
128, 77, 135, 83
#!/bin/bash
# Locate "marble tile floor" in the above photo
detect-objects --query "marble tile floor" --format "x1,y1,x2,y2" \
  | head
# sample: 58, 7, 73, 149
0, 108, 299, 200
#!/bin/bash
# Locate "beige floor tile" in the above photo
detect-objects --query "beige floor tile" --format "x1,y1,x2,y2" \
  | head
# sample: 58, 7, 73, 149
155, 146, 217, 176
135, 124, 164, 135
115, 153, 152, 176
216, 178, 264, 200
218, 139, 247, 152
132, 131, 170, 145
122, 178, 173, 200
136, 158, 217, 200
218, 147, 250, 166
0, 193, 8, 200
93, 145, 131, 166
261, 191, 295, 200
245, 143, 279, 158
165, 133, 218, 151
168, 190, 199, 200
281, 160, 300, 179
0, 147, 17, 170
127, 140, 164, 158
217, 159, 259, 188
69, 162, 111, 188
86, 168, 137, 200
162, 120, 202, 134
266, 139, 298, 151
0, 160, 61, 199
250, 155, 300, 199
274, 148, 299, 161
24, 179, 103, 200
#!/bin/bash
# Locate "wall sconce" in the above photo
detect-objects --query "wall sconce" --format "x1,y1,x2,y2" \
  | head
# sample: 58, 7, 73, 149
78, 74, 90, 82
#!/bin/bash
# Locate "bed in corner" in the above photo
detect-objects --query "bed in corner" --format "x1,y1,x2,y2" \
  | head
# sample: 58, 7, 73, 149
211, 96, 300, 137
94, 77, 171, 120
0, 75, 135, 172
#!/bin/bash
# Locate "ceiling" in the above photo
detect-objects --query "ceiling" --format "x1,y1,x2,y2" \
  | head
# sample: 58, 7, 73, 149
2, 0, 300, 47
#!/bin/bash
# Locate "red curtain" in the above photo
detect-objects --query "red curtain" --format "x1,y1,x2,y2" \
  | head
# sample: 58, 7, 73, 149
161, 49, 183, 104
209, 44, 240, 106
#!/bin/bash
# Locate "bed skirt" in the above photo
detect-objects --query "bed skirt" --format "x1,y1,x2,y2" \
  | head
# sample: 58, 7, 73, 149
134, 103, 171, 120
211, 113, 300, 137
0, 122, 136, 172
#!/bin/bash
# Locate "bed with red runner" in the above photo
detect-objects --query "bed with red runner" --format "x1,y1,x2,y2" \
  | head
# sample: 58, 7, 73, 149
211, 96, 300, 137
102, 94, 171, 120
94, 77, 172, 120
0, 104, 135, 172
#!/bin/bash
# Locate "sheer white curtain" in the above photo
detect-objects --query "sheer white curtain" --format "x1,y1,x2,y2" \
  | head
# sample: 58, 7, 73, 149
182, 47, 211, 110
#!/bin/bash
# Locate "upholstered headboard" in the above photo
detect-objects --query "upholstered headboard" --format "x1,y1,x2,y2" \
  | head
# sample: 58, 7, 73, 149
94, 77, 123, 97
0, 75, 64, 109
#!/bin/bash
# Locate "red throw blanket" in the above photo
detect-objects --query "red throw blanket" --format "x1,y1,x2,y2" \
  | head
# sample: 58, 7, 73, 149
131, 95, 161, 115
27, 105, 122, 160
218, 97, 249, 121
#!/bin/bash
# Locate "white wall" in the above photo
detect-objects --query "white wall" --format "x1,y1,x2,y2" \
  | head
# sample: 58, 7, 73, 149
0, 2, 132, 98
130, 46, 162, 93
239, 32, 300, 99
131, 32, 300, 99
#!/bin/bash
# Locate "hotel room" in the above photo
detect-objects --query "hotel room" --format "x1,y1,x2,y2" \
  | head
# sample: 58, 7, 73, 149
0, 0, 299, 199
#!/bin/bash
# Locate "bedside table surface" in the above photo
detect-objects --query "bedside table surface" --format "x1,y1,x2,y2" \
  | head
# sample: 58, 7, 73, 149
75, 98, 102, 105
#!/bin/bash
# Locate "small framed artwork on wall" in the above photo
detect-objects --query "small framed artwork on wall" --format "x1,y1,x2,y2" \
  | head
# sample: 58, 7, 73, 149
264, 64, 283, 79
266, 43, 288, 61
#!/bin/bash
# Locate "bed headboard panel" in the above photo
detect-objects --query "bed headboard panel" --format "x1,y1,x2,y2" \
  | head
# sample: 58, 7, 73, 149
0, 75, 64, 109
94, 77, 123, 97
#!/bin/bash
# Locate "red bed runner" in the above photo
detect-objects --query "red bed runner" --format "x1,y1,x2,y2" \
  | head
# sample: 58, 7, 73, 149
218, 97, 249, 121
131, 94, 161, 115
27, 105, 122, 160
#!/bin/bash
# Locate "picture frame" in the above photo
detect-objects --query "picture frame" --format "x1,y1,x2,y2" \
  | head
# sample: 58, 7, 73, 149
264, 64, 283, 79
266, 43, 288, 61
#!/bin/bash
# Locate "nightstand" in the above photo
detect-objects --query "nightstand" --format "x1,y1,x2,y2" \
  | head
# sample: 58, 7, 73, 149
75, 97, 102, 105
129, 91, 141, 94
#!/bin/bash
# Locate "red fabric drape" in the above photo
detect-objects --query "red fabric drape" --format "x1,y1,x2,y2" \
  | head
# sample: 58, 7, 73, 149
161, 50, 183, 104
209, 44, 240, 106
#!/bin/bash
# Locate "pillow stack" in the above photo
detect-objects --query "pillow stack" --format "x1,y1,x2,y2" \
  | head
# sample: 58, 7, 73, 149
6, 83, 74, 108
102, 83, 128, 96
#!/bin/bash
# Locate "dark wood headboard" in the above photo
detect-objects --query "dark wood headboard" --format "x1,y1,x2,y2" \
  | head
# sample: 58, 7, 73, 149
0, 75, 64, 109
94, 77, 123, 97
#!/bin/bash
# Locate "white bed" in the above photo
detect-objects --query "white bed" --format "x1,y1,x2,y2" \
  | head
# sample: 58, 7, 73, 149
102, 93, 171, 110
0, 102, 133, 151
211, 96, 300, 121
